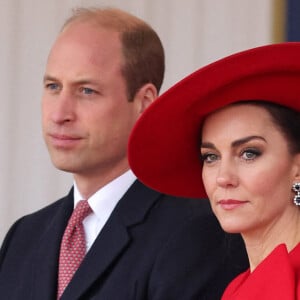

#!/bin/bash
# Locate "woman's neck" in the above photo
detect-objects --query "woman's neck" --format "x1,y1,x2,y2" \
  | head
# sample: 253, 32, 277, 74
242, 209, 300, 272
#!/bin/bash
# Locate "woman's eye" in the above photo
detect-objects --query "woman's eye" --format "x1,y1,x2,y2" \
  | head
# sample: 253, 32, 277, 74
200, 153, 219, 163
241, 149, 261, 160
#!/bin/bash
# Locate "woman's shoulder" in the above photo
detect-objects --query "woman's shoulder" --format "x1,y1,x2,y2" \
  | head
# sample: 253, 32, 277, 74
222, 243, 300, 299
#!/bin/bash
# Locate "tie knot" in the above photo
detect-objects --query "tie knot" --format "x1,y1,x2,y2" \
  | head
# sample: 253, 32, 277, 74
68, 200, 92, 226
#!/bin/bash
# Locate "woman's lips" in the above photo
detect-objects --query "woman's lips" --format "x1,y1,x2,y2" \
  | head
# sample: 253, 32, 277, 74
217, 199, 248, 210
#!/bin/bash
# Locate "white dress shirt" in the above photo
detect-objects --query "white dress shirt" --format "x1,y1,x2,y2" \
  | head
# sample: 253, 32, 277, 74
73, 170, 136, 252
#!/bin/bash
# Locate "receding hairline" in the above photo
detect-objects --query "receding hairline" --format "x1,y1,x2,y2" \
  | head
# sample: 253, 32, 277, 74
61, 7, 154, 33
58, 6, 165, 99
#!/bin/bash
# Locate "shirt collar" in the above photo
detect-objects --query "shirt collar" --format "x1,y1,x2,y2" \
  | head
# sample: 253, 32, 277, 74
73, 170, 137, 220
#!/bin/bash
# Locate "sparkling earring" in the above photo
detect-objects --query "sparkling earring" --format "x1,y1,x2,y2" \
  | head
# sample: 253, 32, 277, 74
292, 182, 300, 206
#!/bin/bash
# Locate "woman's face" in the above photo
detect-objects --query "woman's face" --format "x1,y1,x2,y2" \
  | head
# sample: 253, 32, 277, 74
200, 104, 300, 236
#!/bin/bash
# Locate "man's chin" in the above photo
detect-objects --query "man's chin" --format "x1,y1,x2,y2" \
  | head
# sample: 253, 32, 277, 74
50, 158, 78, 173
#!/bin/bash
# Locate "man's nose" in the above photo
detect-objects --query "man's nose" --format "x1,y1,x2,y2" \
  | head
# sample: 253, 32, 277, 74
50, 91, 76, 124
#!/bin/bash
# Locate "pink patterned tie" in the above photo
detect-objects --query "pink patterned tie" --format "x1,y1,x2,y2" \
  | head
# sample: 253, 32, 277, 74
57, 200, 92, 299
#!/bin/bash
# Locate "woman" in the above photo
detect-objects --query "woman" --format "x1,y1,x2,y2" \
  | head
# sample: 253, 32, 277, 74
128, 42, 300, 299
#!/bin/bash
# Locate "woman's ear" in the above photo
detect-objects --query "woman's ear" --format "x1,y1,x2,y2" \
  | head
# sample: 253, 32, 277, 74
293, 153, 300, 181
134, 83, 158, 114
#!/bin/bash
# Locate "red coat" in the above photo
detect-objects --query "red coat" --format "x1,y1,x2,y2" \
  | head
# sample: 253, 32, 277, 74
222, 243, 300, 299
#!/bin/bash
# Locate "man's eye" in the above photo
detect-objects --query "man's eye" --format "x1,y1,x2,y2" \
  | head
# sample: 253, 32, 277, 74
45, 83, 59, 90
81, 87, 96, 95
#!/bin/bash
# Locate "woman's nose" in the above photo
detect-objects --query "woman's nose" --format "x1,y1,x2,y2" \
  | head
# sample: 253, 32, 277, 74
215, 160, 238, 188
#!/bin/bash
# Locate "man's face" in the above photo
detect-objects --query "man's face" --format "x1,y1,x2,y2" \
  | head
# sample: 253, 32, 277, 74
42, 22, 141, 180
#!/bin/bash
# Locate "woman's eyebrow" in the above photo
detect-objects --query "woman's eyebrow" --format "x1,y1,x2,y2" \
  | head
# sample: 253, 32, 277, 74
200, 142, 216, 149
231, 135, 266, 148
200, 136, 266, 150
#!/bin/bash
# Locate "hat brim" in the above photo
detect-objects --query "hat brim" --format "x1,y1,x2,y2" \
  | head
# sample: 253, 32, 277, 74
128, 42, 300, 198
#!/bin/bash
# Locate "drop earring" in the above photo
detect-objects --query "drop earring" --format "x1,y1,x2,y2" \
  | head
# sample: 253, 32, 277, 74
292, 182, 300, 206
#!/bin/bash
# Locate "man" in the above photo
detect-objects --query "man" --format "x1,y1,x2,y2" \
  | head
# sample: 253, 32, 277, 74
0, 7, 248, 300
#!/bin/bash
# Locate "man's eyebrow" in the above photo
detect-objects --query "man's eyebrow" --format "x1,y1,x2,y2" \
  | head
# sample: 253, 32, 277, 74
43, 75, 100, 86
43, 74, 58, 83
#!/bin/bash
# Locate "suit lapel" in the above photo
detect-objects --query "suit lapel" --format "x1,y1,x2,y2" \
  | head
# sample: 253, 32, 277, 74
31, 191, 74, 300
61, 180, 161, 299
61, 215, 129, 299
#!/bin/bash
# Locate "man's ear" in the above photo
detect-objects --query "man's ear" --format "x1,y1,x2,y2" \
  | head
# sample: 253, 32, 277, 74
134, 83, 158, 114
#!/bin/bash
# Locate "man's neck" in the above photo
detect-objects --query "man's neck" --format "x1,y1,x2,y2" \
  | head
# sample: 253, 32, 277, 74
74, 167, 131, 199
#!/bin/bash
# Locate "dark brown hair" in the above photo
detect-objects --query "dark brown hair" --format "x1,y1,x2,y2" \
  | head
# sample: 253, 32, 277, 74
233, 100, 300, 154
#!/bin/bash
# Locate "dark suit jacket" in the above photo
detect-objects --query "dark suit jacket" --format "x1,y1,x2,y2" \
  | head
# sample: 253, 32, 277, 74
0, 180, 248, 299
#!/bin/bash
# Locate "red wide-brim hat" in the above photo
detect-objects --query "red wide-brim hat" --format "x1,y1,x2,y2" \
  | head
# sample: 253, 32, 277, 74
128, 42, 300, 198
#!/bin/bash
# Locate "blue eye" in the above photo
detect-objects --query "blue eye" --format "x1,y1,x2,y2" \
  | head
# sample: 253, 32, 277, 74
81, 87, 96, 95
46, 83, 59, 90
241, 149, 261, 160
200, 153, 219, 163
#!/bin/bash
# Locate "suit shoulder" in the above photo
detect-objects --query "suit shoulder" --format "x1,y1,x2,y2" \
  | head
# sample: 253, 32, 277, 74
159, 194, 213, 217
20, 193, 71, 223
1, 191, 72, 246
